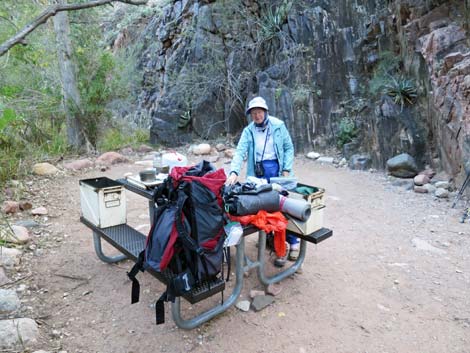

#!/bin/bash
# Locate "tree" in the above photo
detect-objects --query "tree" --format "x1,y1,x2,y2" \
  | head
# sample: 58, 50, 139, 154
0, 0, 147, 150
0, 0, 147, 57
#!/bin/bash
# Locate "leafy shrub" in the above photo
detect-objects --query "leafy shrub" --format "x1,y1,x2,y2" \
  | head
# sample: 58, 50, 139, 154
337, 117, 357, 148
98, 128, 148, 151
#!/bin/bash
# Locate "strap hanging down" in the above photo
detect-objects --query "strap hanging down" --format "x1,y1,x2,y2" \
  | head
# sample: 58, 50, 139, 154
127, 251, 145, 304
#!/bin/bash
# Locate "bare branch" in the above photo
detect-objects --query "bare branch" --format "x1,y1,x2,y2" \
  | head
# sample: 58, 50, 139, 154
0, 0, 148, 57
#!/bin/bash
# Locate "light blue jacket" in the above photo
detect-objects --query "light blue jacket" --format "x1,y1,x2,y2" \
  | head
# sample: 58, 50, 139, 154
230, 116, 294, 177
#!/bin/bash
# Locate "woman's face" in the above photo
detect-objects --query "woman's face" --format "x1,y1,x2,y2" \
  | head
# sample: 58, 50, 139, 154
250, 108, 266, 125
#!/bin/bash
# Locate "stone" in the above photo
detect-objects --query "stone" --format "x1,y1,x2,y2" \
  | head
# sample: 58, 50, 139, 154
137, 144, 154, 153
338, 158, 347, 167
251, 295, 274, 312
63, 159, 94, 171
120, 147, 134, 155
390, 177, 414, 190
224, 149, 235, 159
423, 183, 437, 194
266, 283, 283, 296
193, 143, 211, 155
414, 185, 428, 193
342, 141, 360, 160
18, 201, 32, 211
7, 226, 30, 244
414, 174, 430, 186
386, 153, 419, 178
349, 154, 371, 171
249, 289, 265, 299
96, 152, 129, 166
0, 268, 9, 286
31, 207, 48, 216
420, 167, 436, 180
14, 220, 40, 228
0, 318, 39, 350
306, 152, 320, 160
235, 300, 250, 312
0, 289, 20, 314
0, 247, 22, 267
32, 162, 58, 176
317, 157, 334, 164
2, 201, 19, 214
215, 143, 226, 152
434, 181, 450, 190
435, 188, 449, 198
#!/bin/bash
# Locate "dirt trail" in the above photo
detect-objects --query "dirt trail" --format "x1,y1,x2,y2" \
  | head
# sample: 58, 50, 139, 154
17, 157, 470, 353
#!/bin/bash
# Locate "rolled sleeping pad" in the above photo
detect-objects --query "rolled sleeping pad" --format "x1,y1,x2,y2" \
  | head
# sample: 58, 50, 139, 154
234, 190, 280, 215
279, 195, 311, 221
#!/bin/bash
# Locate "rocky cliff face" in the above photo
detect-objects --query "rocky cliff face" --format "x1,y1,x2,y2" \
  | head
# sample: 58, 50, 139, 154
118, 0, 469, 180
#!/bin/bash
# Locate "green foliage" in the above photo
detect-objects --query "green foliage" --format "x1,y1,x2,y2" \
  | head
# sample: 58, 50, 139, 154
337, 117, 357, 148
368, 51, 417, 109
384, 77, 418, 108
259, 0, 293, 42
98, 127, 148, 151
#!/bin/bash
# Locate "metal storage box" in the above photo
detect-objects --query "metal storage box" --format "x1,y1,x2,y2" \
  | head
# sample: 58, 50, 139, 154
79, 177, 126, 228
286, 184, 325, 235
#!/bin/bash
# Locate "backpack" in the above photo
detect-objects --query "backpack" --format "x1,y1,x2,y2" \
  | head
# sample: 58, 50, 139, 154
127, 161, 228, 324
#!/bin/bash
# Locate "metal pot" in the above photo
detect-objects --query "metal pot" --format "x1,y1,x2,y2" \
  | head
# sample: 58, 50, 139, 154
139, 169, 156, 182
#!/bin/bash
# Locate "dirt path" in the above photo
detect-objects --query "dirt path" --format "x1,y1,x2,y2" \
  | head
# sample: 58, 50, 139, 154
16, 156, 470, 353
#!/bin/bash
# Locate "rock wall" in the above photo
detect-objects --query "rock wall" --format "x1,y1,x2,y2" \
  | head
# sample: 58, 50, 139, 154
119, 0, 469, 179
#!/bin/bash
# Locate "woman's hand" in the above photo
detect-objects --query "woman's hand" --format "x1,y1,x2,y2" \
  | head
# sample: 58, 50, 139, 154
226, 172, 238, 185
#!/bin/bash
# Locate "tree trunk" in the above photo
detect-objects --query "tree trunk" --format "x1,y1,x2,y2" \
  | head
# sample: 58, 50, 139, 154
52, 4, 86, 150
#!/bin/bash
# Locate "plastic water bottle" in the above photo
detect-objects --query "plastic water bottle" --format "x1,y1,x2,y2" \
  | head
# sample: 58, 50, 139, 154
153, 152, 162, 173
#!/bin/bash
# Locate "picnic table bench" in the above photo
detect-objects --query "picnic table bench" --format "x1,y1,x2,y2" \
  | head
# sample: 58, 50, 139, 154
80, 177, 332, 329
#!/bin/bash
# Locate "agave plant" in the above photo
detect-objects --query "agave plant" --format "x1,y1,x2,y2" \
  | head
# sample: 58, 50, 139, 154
385, 76, 418, 109
260, 0, 293, 41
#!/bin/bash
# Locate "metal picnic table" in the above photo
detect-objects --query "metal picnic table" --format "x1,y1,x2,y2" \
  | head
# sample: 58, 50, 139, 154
80, 178, 332, 329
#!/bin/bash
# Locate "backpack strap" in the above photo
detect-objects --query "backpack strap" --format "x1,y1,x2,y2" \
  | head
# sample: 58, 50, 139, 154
127, 250, 145, 304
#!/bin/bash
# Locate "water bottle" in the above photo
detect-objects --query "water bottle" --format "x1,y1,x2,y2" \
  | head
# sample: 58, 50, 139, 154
153, 152, 162, 173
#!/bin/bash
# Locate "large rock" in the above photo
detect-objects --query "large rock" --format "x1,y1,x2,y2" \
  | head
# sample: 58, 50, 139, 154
32, 163, 58, 176
0, 268, 9, 286
0, 247, 22, 267
0, 318, 39, 350
0, 289, 20, 315
96, 152, 129, 166
192, 143, 211, 155
4, 226, 30, 245
1, 201, 19, 214
349, 154, 371, 171
63, 159, 94, 171
386, 153, 419, 178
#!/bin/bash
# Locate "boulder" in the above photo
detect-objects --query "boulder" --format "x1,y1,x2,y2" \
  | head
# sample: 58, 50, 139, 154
349, 154, 371, 171
306, 152, 320, 160
18, 201, 32, 211
96, 152, 129, 165
6, 226, 30, 244
32, 163, 58, 176
251, 295, 274, 311
31, 207, 48, 216
414, 174, 430, 186
435, 188, 449, 198
317, 157, 335, 164
215, 143, 226, 152
137, 145, 154, 153
386, 153, 419, 178
434, 181, 450, 190
192, 143, 211, 155
423, 183, 437, 194
0, 247, 22, 267
63, 159, 94, 171
0, 289, 20, 315
0, 318, 39, 350
414, 185, 428, 193
1, 201, 19, 214
224, 149, 235, 159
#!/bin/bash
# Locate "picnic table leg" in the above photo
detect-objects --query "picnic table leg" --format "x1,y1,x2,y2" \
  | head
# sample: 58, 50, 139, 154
170, 236, 246, 329
256, 230, 306, 286
93, 232, 127, 263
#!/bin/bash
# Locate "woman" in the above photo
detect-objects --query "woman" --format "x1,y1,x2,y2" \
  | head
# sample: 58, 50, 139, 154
227, 96, 298, 267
